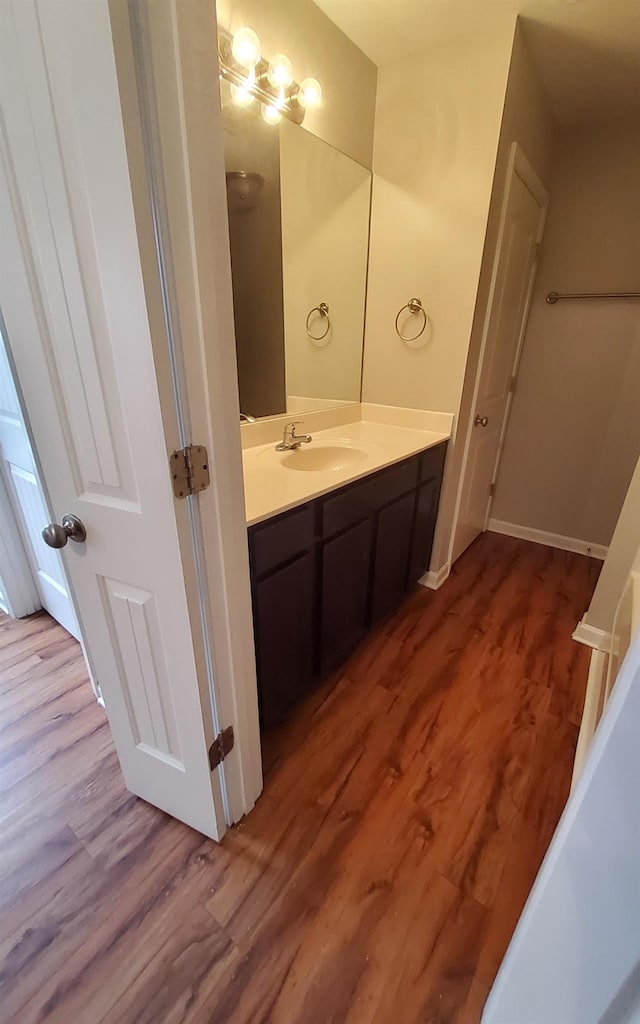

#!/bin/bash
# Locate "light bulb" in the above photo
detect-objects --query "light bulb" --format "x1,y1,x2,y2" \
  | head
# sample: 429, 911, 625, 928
261, 103, 281, 126
230, 83, 255, 107
231, 27, 261, 69
267, 54, 293, 91
298, 77, 322, 109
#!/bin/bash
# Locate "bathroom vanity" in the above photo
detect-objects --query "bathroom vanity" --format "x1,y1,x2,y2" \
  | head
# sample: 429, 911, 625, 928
245, 429, 447, 729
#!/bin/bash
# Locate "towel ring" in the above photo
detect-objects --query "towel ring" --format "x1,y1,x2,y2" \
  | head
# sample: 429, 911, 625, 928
306, 302, 330, 342
395, 297, 428, 345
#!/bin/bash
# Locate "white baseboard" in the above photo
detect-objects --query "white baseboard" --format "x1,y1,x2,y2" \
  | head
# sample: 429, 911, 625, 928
487, 518, 608, 561
419, 562, 451, 590
572, 616, 612, 651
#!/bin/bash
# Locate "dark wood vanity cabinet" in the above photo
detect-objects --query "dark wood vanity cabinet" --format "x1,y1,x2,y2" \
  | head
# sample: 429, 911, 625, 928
248, 441, 447, 729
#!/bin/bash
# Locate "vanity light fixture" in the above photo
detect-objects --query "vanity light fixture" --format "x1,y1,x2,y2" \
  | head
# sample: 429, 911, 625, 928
219, 26, 322, 125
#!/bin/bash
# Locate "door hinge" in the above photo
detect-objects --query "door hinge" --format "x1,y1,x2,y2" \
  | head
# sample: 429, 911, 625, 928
208, 725, 234, 770
509, 374, 518, 393
489, 481, 496, 497
535, 242, 542, 259
170, 445, 210, 499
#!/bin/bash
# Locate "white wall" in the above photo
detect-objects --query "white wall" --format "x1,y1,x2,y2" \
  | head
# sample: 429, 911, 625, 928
361, 14, 517, 417
492, 119, 640, 549
280, 119, 370, 406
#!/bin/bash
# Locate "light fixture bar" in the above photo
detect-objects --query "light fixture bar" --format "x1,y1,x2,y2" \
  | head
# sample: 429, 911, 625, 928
218, 28, 320, 125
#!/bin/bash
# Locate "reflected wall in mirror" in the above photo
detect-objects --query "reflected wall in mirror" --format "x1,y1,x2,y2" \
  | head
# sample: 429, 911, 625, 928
221, 82, 371, 420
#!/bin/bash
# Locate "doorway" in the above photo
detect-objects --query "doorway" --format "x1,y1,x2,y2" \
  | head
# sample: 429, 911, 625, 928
0, 320, 81, 641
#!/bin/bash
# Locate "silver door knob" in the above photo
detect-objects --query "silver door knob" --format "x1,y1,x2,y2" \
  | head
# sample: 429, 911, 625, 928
42, 514, 87, 549
474, 415, 489, 427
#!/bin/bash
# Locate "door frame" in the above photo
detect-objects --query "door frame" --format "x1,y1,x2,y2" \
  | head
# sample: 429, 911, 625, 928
109, 0, 262, 826
451, 142, 548, 560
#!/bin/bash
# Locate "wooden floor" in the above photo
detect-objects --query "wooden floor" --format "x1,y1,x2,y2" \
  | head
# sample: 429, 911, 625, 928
0, 532, 599, 1023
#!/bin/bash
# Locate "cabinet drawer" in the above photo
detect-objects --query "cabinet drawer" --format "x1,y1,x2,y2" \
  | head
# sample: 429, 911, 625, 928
250, 503, 314, 577
322, 458, 419, 538
420, 442, 447, 482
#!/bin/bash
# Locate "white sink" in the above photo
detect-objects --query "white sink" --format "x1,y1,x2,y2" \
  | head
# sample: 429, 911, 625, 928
258, 439, 372, 473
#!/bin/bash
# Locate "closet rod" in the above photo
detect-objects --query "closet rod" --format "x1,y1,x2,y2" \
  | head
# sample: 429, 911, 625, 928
546, 290, 640, 304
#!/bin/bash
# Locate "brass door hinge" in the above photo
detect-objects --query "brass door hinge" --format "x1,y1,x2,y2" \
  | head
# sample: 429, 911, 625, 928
509, 374, 518, 393
208, 725, 234, 770
489, 481, 496, 497
170, 445, 210, 499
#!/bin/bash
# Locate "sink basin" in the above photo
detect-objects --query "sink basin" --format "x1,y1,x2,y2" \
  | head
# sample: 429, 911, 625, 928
260, 442, 370, 473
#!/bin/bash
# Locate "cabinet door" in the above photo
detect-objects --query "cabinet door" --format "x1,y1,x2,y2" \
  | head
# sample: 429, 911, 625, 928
371, 492, 416, 622
408, 478, 440, 584
321, 519, 371, 673
253, 553, 315, 730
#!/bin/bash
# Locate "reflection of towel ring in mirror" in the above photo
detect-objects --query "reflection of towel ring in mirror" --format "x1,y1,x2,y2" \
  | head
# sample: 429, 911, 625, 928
306, 302, 331, 343
395, 297, 429, 347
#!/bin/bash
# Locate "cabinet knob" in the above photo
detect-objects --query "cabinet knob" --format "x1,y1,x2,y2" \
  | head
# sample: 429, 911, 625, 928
474, 415, 489, 427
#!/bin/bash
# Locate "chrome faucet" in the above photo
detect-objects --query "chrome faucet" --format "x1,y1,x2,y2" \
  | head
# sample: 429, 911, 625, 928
275, 421, 312, 451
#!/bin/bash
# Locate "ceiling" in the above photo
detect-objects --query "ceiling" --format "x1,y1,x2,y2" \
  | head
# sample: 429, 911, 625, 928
314, 0, 640, 125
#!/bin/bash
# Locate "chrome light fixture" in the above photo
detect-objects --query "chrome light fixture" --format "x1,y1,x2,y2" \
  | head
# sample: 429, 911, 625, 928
219, 26, 323, 125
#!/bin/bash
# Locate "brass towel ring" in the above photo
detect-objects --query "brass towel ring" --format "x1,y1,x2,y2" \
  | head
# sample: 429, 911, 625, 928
306, 302, 330, 342
395, 297, 427, 343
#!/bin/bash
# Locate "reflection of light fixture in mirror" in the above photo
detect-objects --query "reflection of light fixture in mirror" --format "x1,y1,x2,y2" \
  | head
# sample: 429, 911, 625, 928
231, 26, 261, 69
219, 27, 322, 126
298, 78, 323, 109
262, 104, 282, 126
230, 82, 255, 107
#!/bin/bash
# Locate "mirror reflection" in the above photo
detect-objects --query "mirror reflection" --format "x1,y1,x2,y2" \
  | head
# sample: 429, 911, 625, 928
221, 81, 371, 420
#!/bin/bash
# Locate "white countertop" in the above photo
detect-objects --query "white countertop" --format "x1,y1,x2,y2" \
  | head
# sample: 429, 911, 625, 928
242, 417, 450, 526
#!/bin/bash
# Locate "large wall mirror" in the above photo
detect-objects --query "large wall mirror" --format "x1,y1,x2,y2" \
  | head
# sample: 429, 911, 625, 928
221, 80, 372, 420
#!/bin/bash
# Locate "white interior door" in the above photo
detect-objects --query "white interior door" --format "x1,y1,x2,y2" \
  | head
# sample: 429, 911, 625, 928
455, 145, 548, 558
0, 0, 226, 840
0, 325, 80, 638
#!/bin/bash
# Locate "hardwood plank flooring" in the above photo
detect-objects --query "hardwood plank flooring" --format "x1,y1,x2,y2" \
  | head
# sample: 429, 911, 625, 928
0, 533, 599, 1023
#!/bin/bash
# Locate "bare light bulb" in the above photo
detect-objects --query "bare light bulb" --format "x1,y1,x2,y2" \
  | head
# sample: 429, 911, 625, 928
230, 83, 255, 107
267, 54, 293, 91
231, 27, 261, 69
298, 77, 322, 109
262, 103, 282, 126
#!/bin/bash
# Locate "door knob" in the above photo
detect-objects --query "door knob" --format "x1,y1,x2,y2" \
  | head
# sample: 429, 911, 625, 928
474, 415, 489, 427
42, 514, 87, 549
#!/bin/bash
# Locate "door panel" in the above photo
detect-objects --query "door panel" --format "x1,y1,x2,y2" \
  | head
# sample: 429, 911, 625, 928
456, 151, 547, 558
371, 492, 415, 622
253, 554, 315, 730
321, 519, 371, 672
0, 0, 225, 839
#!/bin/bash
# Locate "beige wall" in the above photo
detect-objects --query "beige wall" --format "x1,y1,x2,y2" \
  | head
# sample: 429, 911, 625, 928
582, 457, 640, 635
492, 119, 640, 548
216, 0, 377, 167
280, 120, 370, 405
449, 22, 556, 563
361, 15, 517, 419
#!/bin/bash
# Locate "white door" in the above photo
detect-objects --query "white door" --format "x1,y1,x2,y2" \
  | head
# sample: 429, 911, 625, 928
455, 145, 548, 558
0, 0, 226, 839
0, 326, 80, 638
